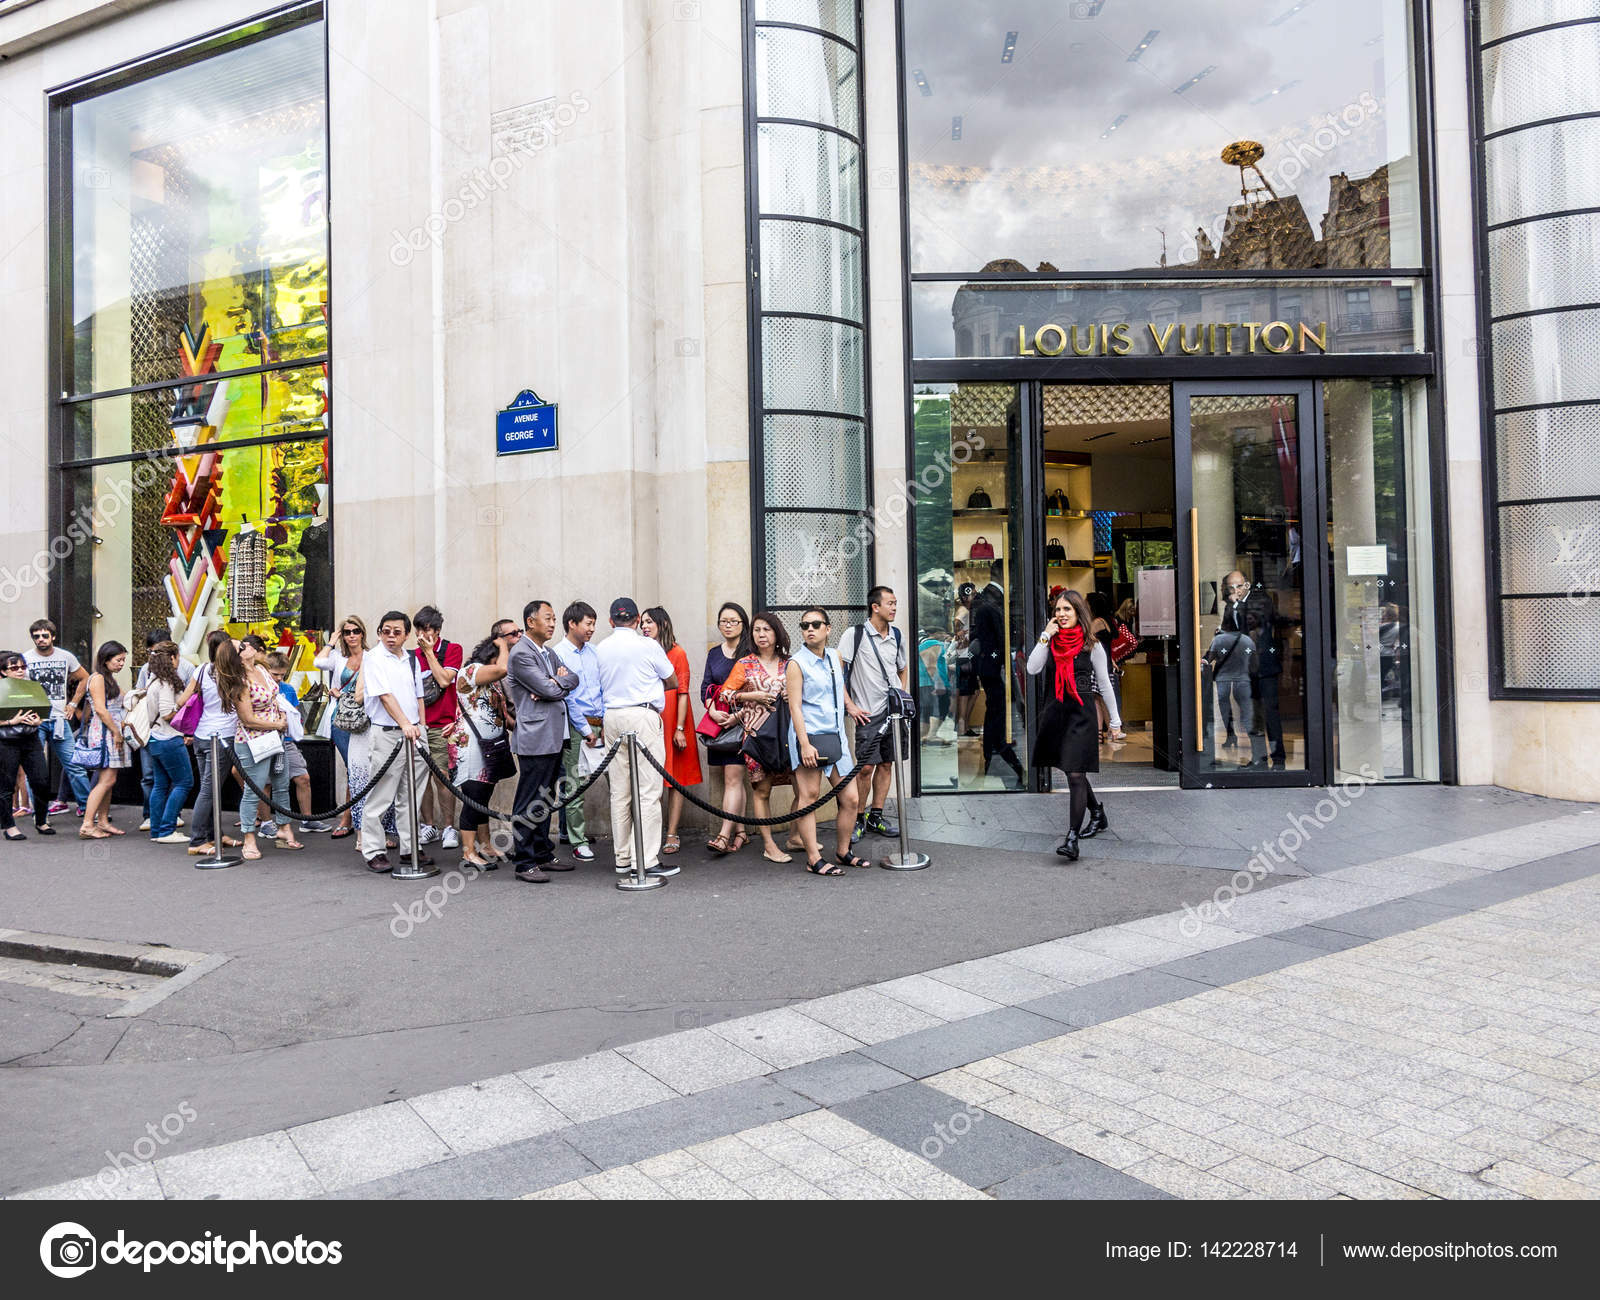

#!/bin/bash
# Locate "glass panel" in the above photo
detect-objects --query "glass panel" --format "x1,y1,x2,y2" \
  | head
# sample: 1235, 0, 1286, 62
1498, 499, 1600, 593
765, 511, 870, 609
1501, 596, 1600, 689
913, 280, 1422, 358
57, 437, 332, 669
1487, 213, 1600, 316
760, 218, 863, 321
754, 0, 856, 41
912, 383, 1027, 792
1482, 0, 1600, 43
1325, 379, 1439, 780
763, 414, 867, 509
68, 364, 329, 461
1484, 117, 1600, 225
1190, 393, 1308, 775
754, 26, 859, 136
902, 0, 1421, 272
67, 21, 328, 395
756, 122, 861, 228
1481, 24, 1600, 134
1492, 308, 1600, 406
1496, 405, 1600, 499
761, 316, 864, 415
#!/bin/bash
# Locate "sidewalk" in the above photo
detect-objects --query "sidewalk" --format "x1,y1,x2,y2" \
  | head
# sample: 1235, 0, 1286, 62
11, 795, 1598, 1200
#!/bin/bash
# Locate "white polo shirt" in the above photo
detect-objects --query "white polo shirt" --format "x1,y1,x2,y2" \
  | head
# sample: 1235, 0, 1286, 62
362, 642, 425, 726
594, 625, 675, 712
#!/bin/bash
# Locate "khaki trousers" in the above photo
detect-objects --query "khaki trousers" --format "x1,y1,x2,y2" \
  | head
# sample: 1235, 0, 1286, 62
603, 706, 664, 868
360, 727, 429, 860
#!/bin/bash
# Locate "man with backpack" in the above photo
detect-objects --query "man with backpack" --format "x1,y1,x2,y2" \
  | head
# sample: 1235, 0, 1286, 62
839, 586, 910, 843
411, 605, 463, 849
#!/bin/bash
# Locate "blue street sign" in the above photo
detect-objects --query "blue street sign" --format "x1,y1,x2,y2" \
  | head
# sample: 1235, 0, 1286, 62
496, 389, 558, 455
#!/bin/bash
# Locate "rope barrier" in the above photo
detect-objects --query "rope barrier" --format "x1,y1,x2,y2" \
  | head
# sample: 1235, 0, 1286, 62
636, 743, 858, 826
225, 728, 407, 824
414, 736, 622, 822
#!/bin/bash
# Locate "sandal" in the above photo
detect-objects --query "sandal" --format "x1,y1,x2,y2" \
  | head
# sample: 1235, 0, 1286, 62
806, 858, 844, 876
762, 849, 793, 864
330, 826, 353, 839
99, 824, 126, 836
78, 828, 109, 839
241, 846, 262, 860
662, 834, 680, 855
277, 839, 305, 851
706, 835, 732, 856
835, 850, 872, 869
729, 833, 749, 853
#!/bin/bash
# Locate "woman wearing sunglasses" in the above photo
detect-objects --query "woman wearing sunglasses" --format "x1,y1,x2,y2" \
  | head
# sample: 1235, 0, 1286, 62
0, 653, 53, 840
785, 608, 871, 876
314, 615, 369, 840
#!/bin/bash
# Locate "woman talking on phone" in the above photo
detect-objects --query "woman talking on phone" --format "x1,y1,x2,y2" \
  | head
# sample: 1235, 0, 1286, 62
1028, 589, 1121, 862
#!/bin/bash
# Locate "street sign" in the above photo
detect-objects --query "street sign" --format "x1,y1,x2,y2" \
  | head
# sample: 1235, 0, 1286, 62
495, 389, 558, 455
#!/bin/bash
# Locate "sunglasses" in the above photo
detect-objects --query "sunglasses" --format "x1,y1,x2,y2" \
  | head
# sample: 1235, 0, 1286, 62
341, 628, 361, 636
3, 662, 25, 672
31, 632, 51, 640
799, 620, 827, 631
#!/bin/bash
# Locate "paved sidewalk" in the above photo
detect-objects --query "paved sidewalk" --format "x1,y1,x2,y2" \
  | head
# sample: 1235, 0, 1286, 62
14, 804, 1599, 1200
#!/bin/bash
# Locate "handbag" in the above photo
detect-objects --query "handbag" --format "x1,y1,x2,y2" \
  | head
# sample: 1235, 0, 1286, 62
333, 666, 370, 735
1109, 621, 1140, 664
298, 682, 328, 734
246, 729, 285, 763
969, 535, 995, 561
120, 688, 155, 751
796, 649, 847, 767
698, 710, 744, 753
71, 727, 109, 770
172, 683, 204, 736
741, 700, 792, 774
1045, 487, 1070, 515
965, 486, 992, 509
459, 689, 516, 784
414, 642, 450, 708
1045, 537, 1067, 565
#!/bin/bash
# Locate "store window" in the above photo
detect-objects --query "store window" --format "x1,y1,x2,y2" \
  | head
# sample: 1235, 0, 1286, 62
50, 10, 330, 672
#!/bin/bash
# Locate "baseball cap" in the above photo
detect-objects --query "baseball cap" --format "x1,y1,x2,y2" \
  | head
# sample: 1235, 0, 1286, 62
610, 597, 639, 621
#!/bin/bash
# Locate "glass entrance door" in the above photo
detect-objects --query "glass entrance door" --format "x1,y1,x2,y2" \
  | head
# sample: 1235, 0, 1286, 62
1174, 382, 1326, 788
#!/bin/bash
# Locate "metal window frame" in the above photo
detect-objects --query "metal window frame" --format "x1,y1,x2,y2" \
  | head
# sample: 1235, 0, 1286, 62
44, 2, 332, 660
895, 0, 1459, 790
1467, 0, 1600, 701
744, 2, 875, 615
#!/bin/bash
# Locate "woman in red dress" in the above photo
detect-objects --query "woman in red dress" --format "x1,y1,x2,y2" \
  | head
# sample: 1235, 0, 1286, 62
642, 607, 703, 856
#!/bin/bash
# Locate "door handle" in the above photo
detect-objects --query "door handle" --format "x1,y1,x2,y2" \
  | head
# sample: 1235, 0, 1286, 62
1190, 506, 1202, 752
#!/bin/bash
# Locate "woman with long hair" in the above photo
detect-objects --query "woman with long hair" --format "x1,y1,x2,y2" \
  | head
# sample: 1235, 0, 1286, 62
188, 630, 242, 856
1085, 591, 1128, 745
78, 641, 130, 839
0, 651, 53, 839
1028, 590, 1121, 861
315, 613, 368, 840
640, 606, 703, 856
142, 640, 194, 842
218, 636, 303, 859
785, 607, 869, 875
952, 583, 979, 736
702, 602, 754, 855
455, 620, 519, 869
717, 611, 795, 863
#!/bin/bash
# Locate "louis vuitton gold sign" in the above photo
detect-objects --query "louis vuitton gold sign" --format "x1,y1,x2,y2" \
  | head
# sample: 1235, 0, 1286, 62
1017, 321, 1329, 357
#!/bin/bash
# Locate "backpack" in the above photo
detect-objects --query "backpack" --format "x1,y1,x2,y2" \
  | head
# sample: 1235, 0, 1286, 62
120, 687, 157, 750
841, 624, 903, 693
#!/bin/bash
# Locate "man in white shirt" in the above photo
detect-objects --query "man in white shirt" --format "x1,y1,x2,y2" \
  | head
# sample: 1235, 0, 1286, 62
550, 600, 603, 863
594, 597, 677, 877
24, 618, 90, 813
359, 609, 432, 872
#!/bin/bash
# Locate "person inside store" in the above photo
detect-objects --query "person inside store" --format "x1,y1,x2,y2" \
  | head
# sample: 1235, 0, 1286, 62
1213, 570, 1268, 767
0, 651, 53, 840
951, 582, 978, 737
1086, 592, 1130, 747
917, 627, 953, 746
973, 562, 1026, 787
785, 606, 870, 876
701, 602, 755, 856
1028, 590, 1121, 862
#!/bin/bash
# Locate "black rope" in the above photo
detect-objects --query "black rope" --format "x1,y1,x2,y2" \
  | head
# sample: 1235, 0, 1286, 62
223, 728, 405, 823
637, 742, 859, 826
415, 737, 622, 822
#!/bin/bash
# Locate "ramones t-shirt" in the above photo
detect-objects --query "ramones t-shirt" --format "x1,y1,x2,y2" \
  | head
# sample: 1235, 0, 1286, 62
25, 648, 82, 719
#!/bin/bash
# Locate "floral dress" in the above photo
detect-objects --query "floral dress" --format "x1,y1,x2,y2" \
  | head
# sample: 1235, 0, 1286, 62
453, 664, 508, 785
717, 653, 791, 785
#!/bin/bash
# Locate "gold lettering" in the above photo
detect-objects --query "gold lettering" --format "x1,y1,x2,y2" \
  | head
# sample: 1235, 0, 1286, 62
1222, 323, 1241, 354
1149, 322, 1177, 353
1299, 320, 1329, 352
1099, 323, 1111, 354
1178, 324, 1205, 355
1110, 322, 1133, 356
1035, 324, 1067, 356
1245, 323, 1262, 352
1017, 325, 1036, 357
1262, 321, 1294, 353
1070, 325, 1096, 356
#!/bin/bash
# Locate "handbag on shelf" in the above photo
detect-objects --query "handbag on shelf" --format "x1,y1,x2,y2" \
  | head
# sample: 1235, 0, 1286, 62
1045, 487, 1070, 515
1109, 621, 1140, 664
965, 486, 992, 509
969, 535, 995, 561
1045, 537, 1067, 565
298, 682, 328, 734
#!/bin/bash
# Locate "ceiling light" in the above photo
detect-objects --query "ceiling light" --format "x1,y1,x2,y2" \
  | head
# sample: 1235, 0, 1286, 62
1173, 65, 1217, 94
912, 68, 932, 97
1127, 30, 1159, 62
1269, 1, 1312, 25
1100, 113, 1128, 139
1130, 435, 1172, 446
1249, 79, 1300, 104
1085, 430, 1120, 441
951, 115, 962, 140
1001, 31, 1018, 63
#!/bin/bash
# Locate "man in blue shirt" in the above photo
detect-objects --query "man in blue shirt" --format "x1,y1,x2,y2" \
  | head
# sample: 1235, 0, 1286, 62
550, 601, 603, 863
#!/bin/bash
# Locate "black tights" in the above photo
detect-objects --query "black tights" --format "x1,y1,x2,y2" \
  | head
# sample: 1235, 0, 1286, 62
1065, 772, 1101, 835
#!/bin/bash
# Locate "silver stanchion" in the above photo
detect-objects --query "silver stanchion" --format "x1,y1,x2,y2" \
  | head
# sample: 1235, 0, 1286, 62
194, 733, 237, 870
391, 732, 438, 881
616, 731, 663, 892
879, 716, 929, 871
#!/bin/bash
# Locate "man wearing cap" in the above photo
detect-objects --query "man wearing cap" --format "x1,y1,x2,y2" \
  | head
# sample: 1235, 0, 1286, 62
594, 597, 678, 877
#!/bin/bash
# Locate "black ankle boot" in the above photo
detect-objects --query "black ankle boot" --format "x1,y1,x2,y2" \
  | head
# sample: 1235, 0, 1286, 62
1055, 830, 1080, 861
1079, 804, 1109, 838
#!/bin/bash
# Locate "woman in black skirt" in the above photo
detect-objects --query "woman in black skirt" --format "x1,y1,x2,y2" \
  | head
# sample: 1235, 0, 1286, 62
1028, 589, 1122, 861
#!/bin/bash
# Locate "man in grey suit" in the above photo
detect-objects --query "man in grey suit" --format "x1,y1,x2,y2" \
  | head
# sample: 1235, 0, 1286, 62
504, 598, 578, 882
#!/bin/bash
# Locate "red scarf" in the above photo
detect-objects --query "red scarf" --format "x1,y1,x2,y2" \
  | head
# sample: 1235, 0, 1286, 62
1050, 625, 1085, 705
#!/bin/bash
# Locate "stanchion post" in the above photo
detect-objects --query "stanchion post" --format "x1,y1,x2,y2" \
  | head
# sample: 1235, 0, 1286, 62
879, 715, 929, 871
194, 733, 237, 870
392, 732, 438, 881
616, 731, 664, 892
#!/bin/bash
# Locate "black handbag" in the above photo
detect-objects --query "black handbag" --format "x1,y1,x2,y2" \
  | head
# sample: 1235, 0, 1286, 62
1045, 487, 1070, 515
742, 704, 791, 774
414, 640, 452, 708
705, 720, 745, 753
966, 486, 992, 509
1045, 537, 1067, 565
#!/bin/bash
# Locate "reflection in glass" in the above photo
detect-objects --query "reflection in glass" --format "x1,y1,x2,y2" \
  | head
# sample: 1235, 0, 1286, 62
902, 0, 1420, 273
67, 21, 328, 395
913, 384, 1029, 792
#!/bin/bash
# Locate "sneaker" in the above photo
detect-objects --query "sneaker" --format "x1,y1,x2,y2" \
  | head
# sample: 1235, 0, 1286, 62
139, 818, 151, 831
646, 863, 679, 878
258, 822, 279, 839
614, 862, 634, 875
418, 823, 439, 845
440, 826, 460, 849
850, 817, 865, 844
298, 820, 334, 834
572, 845, 595, 862
153, 832, 189, 845
48, 801, 71, 815
176, 815, 184, 828
865, 810, 900, 837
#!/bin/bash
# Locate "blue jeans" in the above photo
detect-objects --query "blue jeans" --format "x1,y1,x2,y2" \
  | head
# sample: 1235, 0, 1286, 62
233, 739, 288, 835
145, 736, 193, 838
38, 720, 90, 807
